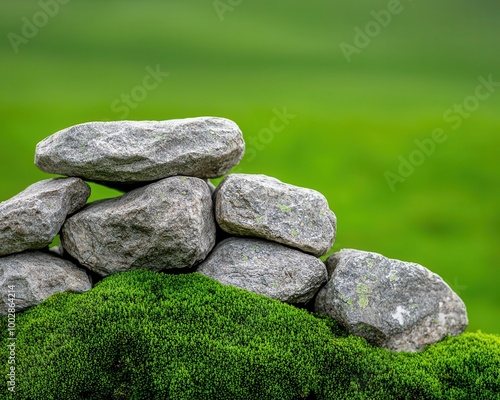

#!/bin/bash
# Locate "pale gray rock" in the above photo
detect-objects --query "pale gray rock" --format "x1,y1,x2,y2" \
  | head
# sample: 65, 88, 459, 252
61, 176, 216, 276
35, 117, 245, 182
197, 237, 328, 304
0, 251, 92, 316
314, 249, 468, 352
215, 174, 336, 256
0, 178, 90, 257
205, 180, 217, 195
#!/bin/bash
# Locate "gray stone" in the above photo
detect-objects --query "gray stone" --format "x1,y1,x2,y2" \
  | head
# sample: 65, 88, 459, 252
314, 249, 468, 352
61, 176, 216, 276
0, 178, 91, 257
35, 117, 245, 183
215, 174, 336, 256
0, 251, 92, 316
205, 180, 217, 195
197, 237, 328, 304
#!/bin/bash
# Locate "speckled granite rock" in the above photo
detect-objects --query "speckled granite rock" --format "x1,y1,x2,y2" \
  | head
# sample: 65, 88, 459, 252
314, 249, 468, 352
35, 117, 245, 183
0, 178, 90, 257
61, 176, 216, 276
215, 174, 336, 256
0, 251, 92, 316
197, 237, 327, 304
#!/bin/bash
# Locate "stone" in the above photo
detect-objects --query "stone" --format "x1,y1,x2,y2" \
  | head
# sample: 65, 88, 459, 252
0, 251, 92, 316
35, 117, 245, 183
0, 178, 90, 257
314, 249, 468, 352
197, 237, 328, 304
215, 174, 336, 256
61, 176, 216, 276
205, 179, 217, 195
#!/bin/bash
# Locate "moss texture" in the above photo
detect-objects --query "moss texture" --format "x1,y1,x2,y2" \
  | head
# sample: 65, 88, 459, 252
1, 270, 499, 399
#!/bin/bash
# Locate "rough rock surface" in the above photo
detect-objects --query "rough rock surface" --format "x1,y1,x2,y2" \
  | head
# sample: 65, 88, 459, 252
0, 251, 92, 316
35, 117, 245, 182
197, 237, 327, 304
0, 178, 90, 257
61, 177, 216, 276
314, 249, 468, 352
215, 174, 336, 256
205, 180, 217, 195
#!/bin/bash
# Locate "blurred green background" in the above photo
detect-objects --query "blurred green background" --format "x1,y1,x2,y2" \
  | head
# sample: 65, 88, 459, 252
0, 0, 498, 333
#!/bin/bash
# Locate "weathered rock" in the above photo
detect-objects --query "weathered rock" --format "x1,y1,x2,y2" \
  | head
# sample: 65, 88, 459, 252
205, 180, 217, 195
0, 251, 92, 316
61, 176, 216, 276
0, 178, 90, 257
215, 174, 336, 256
314, 249, 468, 352
35, 117, 245, 183
197, 237, 328, 304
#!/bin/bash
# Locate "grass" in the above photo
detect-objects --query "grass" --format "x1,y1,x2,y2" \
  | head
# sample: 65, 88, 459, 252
1, 270, 499, 399
0, 0, 499, 333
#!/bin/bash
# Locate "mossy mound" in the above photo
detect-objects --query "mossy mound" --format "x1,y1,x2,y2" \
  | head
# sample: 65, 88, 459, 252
1, 270, 499, 399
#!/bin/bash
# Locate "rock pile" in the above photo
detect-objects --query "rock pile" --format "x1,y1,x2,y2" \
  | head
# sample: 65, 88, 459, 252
0, 117, 468, 352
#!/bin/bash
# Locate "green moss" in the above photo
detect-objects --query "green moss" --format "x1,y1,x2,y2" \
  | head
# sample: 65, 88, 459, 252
358, 295, 369, 308
1, 270, 499, 400
356, 283, 370, 295
279, 204, 292, 212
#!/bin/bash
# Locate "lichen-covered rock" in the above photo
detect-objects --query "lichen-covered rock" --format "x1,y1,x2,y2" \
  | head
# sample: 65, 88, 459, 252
35, 117, 245, 183
314, 249, 468, 352
0, 178, 90, 257
0, 251, 92, 316
197, 237, 327, 304
215, 174, 336, 256
61, 177, 216, 276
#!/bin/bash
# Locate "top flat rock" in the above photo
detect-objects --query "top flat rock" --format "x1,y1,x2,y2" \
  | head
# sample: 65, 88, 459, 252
35, 117, 245, 182
215, 174, 336, 256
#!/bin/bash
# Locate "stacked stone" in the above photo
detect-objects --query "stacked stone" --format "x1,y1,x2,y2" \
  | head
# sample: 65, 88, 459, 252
0, 117, 468, 352
199, 173, 336, 304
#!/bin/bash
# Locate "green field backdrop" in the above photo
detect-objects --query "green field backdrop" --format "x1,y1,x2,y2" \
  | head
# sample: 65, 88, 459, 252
1, 0, 499, 333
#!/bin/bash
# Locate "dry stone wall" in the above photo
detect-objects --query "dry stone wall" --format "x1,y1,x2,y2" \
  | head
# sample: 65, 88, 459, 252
0, 117, 468, 352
